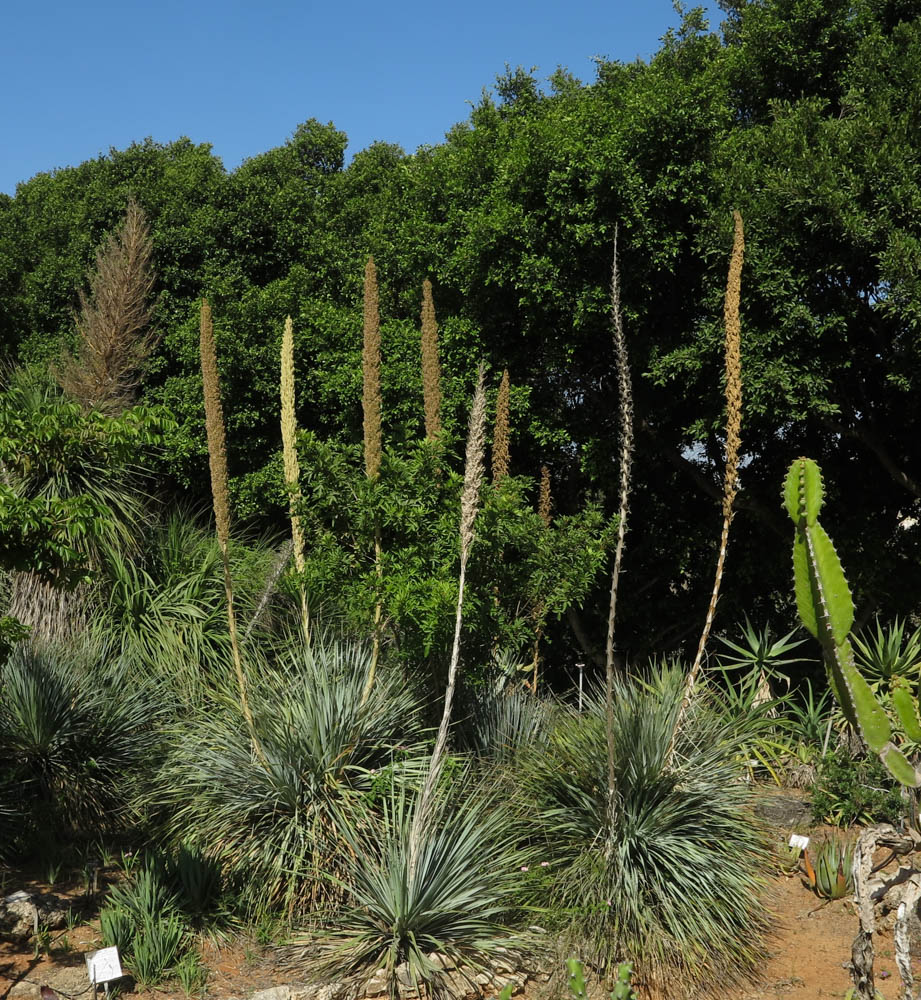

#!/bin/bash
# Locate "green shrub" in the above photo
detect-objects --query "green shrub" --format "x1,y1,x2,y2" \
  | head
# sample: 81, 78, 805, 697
811, 748, 904, 826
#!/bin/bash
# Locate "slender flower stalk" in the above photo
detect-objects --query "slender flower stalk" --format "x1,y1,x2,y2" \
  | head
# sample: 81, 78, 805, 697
668, 210, 745, 765
363, 258, 383, 481
200, 299, 264, 763
420, 279, 442, 441
530, 465, 553, 692
538, 465, 552, 527
492, 369, 511, 484
604, 227, 635, 850
409, 364, 487, 879
281, 316, 310, 647
361, 258, 384, 702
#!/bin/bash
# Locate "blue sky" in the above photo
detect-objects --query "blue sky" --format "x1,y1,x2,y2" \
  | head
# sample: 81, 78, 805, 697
1, 0, 723, 196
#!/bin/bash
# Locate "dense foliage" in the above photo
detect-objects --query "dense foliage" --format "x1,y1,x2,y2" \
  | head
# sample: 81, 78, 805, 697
2, 0, 919, 670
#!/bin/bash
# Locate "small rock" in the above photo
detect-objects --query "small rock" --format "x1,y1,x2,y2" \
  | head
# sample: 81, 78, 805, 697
474, 972, 494, 987
251, 988, 292, 1000
7, 984, 39, 998
753, 792, 811, 828
363, 974, 389, 996
0, 892, 69, 940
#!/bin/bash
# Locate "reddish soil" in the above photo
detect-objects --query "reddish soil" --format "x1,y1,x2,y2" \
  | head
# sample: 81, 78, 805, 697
1, 826, 914, 1000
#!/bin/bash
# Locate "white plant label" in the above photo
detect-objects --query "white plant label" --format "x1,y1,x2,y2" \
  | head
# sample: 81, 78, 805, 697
86, 946, 122, 985
788, 833, 810, 851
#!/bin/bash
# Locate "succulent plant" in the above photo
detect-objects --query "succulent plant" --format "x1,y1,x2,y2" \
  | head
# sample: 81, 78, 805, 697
804, 837, 853, 900
784, 457, 921, 787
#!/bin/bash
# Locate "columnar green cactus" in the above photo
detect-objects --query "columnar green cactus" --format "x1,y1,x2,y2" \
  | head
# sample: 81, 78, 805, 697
784, 457, 921, 786
566, 959, 587, 1000
610, 963, 637, 1000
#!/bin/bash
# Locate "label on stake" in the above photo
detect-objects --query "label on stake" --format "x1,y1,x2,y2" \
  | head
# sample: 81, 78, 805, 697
86, 946, 122, 985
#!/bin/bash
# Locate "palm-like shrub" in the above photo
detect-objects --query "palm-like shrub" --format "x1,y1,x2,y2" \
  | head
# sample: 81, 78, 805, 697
0, 642, 161, 846
94, 512, 281, 703
514, 665, 770, 997
317, 778, 527, 999
153, 640, 427, 915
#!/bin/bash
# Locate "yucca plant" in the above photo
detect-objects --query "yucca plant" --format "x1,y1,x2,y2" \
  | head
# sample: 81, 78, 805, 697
457, 686, 549, 764
515, 665, 770, 997
316, 777, 527, 1000
152, 639, 427, 916
0, 641, 161, 844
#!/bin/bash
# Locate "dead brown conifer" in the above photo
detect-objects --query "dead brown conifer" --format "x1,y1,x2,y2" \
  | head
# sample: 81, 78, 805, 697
56, 198, 157, 412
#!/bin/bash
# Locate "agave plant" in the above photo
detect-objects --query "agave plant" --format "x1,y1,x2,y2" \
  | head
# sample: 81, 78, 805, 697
852, 617, 921, 687
315, 776, 527, 1000
717, 618, 809, 683
803, 836, 853, 900
152, 639, 428, 915
513, 665, 770, 997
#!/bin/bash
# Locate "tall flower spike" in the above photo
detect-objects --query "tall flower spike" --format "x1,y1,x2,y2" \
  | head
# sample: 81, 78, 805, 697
200, 299, 264, 762
669, 210, 745, 764
538, 465, 552, 527
363, 257, 382, 481
492, 369, 510, 484
421, 279, 442, 441
281, 316, 310, 646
